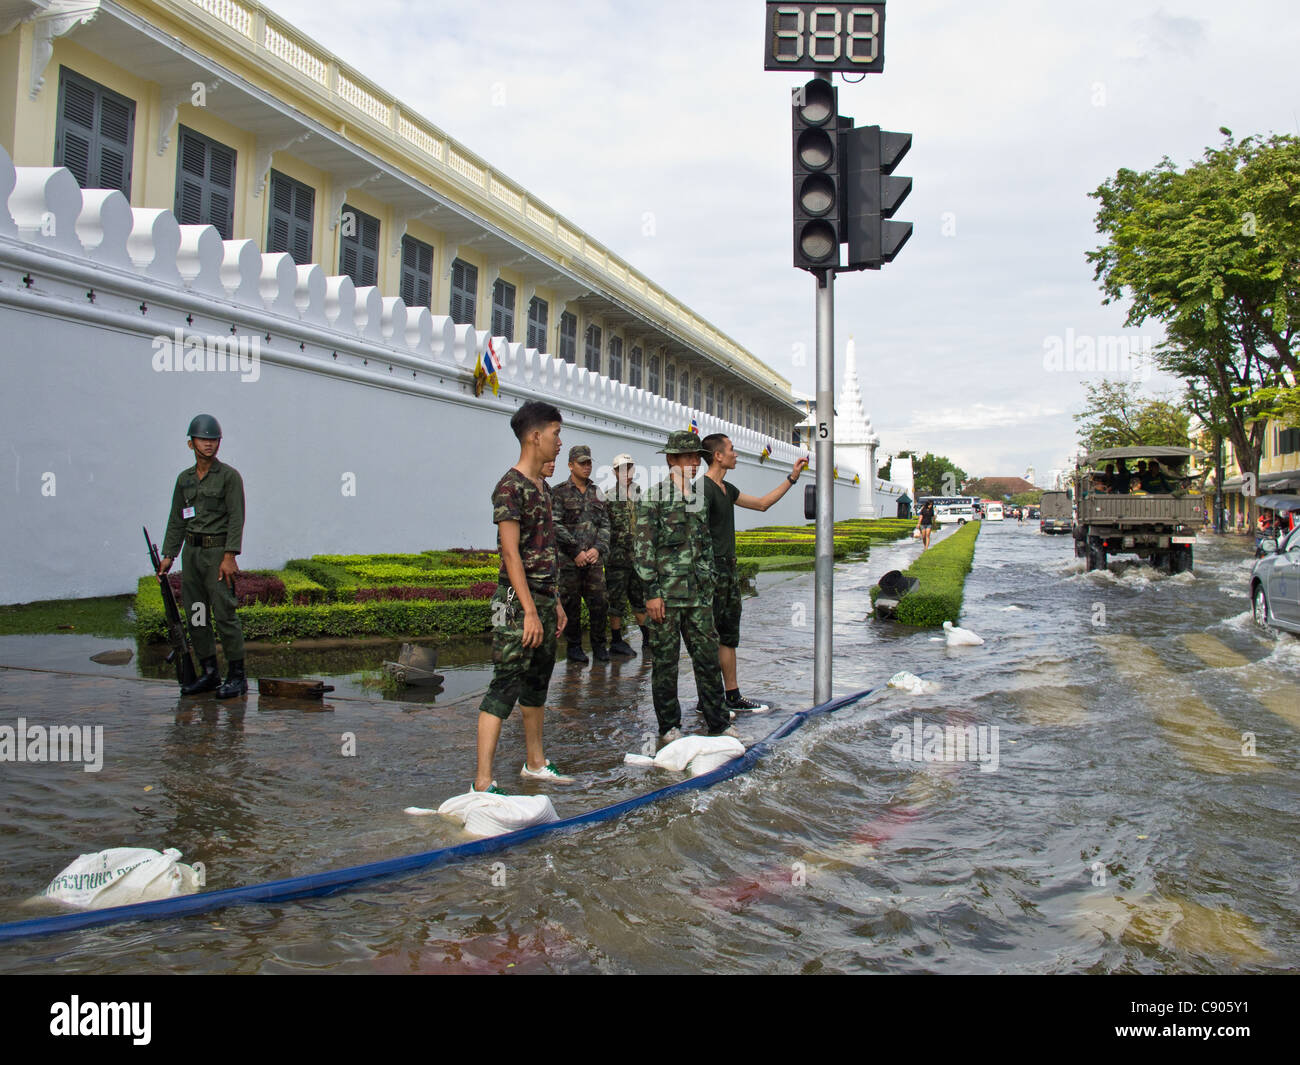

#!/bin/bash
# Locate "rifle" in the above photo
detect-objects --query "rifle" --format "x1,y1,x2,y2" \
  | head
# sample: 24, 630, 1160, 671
143, 526, 198, 687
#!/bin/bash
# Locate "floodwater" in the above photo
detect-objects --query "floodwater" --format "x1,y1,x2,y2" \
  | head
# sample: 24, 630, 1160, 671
0, 522, 1296, 973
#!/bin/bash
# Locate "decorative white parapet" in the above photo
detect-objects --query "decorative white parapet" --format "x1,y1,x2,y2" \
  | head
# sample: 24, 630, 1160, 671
0, 154, 803, 463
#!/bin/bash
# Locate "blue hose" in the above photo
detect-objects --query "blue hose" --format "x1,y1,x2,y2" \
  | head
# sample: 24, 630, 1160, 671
0, 685, 879, 943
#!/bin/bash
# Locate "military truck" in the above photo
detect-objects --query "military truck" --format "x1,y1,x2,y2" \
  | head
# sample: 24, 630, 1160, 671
1072, 446, 1208, 573
1039, 490, 1073, 534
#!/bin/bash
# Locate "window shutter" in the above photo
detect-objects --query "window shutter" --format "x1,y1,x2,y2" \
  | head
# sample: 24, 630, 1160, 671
56, 70, 135, 196
96, 94, 133, 194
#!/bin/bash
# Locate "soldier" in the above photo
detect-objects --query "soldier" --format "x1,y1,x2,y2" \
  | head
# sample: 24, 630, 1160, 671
474, 400, 573, 793
552, 444, 611, 664
604, 453, 649, 657
700, 434, 808, 713
634, 430, 735, 740
157, 414, 248, 698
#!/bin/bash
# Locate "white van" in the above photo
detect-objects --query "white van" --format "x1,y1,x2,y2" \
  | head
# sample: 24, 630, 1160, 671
984, 502, 1004, 521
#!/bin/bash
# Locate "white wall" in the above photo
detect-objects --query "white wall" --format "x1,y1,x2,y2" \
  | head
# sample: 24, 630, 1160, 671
0, 149, 859, 603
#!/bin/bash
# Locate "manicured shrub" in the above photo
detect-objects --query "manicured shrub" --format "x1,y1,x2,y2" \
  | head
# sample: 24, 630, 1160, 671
870, 521, 981, 627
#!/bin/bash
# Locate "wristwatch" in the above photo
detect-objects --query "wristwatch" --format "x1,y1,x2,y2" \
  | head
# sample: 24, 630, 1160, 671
787, 474, 798, 485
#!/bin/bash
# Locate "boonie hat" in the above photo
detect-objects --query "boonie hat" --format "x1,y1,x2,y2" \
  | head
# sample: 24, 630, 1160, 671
657, 430, 706, 455
569, 445, 592, 462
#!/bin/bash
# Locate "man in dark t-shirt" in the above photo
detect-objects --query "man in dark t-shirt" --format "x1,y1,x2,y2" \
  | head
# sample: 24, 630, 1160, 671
473, 401, 577, 794
701, 434, 809, 713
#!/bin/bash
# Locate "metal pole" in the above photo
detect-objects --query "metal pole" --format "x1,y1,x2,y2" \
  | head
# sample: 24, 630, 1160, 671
814, 268, 835, 704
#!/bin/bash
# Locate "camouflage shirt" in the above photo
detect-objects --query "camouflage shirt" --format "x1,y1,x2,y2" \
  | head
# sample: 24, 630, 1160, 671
551, 478, 610, 563
491, 468, 567, 592
162, 458, 245, 558
606, 482, 642, 565
634, 473, 715, 606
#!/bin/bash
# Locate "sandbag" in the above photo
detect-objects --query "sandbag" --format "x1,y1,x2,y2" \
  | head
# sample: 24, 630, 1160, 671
625, 735, 745, 777
39, 847, 205, 909
888, 671, 938, 694
428, 792, 558, 838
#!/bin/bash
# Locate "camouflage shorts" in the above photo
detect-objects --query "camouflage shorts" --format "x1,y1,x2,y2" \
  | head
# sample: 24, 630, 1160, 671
479, 587, 558, 720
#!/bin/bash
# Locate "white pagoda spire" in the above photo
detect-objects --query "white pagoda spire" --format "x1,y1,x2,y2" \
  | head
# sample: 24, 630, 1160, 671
837, 336, 879, 446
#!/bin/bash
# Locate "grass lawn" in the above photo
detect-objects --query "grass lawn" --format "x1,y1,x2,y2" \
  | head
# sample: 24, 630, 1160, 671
0, 595, 136, 637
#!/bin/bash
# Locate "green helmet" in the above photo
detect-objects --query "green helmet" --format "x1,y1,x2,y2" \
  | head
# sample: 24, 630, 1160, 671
187, 414, 222, 440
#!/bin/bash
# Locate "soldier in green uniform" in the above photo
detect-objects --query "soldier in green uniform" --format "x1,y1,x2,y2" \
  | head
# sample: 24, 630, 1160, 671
157, 414, 248, 698
604, 453, 649, 657
634, 430, 734, 740
474, 400, 575, 794
552, 444, 611, 664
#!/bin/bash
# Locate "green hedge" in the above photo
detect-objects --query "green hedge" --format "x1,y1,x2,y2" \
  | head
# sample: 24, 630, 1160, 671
346, 564, 498, 587
135, 575, 492, 642
236, 599, 490, 640
871, 521, 981, 627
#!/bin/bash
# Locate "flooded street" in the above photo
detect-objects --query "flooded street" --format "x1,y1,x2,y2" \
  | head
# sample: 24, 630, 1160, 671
0, 522, 1296, 973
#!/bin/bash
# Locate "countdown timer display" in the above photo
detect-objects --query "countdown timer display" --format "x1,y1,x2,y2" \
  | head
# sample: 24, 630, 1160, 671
764, 2, 886, 72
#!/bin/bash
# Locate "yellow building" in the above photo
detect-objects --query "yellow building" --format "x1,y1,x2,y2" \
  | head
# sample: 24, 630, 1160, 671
0, 0, 801, 440
1213, 418, 1300, 530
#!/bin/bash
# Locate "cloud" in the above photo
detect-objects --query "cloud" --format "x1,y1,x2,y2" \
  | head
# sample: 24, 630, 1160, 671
253, 0, 1296, 478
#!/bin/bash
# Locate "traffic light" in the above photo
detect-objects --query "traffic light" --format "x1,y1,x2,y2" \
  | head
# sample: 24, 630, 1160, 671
791, 77, 842, 270
841, 125, 912, 270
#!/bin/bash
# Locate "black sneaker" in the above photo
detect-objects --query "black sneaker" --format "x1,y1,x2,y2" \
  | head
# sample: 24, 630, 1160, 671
592, 643, 610, 663
608, 637, 636, 657
567, 643, 589, 664
725, 694, 770, 713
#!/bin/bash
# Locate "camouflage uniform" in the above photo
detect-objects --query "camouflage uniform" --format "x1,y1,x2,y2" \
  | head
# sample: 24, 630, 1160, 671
480, 468, 568, 719
634, 433, 729, 735
605, 480, 646, 630
552, 470, 610, 652
162, 457, 245, 661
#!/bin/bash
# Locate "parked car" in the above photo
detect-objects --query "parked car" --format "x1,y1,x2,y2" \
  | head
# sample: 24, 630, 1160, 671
1251, 526, 1300, 635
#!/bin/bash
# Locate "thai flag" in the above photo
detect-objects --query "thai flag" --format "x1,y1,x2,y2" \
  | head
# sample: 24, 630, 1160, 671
476, 336, 500, 396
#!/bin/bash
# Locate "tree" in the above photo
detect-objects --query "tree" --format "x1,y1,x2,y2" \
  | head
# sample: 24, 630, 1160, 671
1088, 131, 1300, 516
912, 452, 968, 496
1074, 380, 1191, 452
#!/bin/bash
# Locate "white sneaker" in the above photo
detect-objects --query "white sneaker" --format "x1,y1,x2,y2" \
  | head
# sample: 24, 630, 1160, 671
520, 761, 575, 784
660, 727, 683, 743
708, 725, 741, 739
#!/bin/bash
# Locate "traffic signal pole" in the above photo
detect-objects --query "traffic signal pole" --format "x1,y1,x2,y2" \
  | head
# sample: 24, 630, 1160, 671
767, 5, 907, 705
814, 266, 835, 705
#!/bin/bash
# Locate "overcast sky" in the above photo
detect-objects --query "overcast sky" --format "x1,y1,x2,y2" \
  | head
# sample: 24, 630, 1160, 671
263, 0, 1299, 483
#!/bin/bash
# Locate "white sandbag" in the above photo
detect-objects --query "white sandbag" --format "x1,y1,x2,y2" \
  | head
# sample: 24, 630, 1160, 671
624, 735, 745, 777
942, 620, 985, 646
888, 671, 938, 694
432, 792, 558, 838
39, 847, 205, 909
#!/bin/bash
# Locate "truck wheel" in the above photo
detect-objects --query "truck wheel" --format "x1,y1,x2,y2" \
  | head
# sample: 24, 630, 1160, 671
1086, 543, 1106, 572
1171, 546, 1193, 574
1150, 549, 1169, 572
